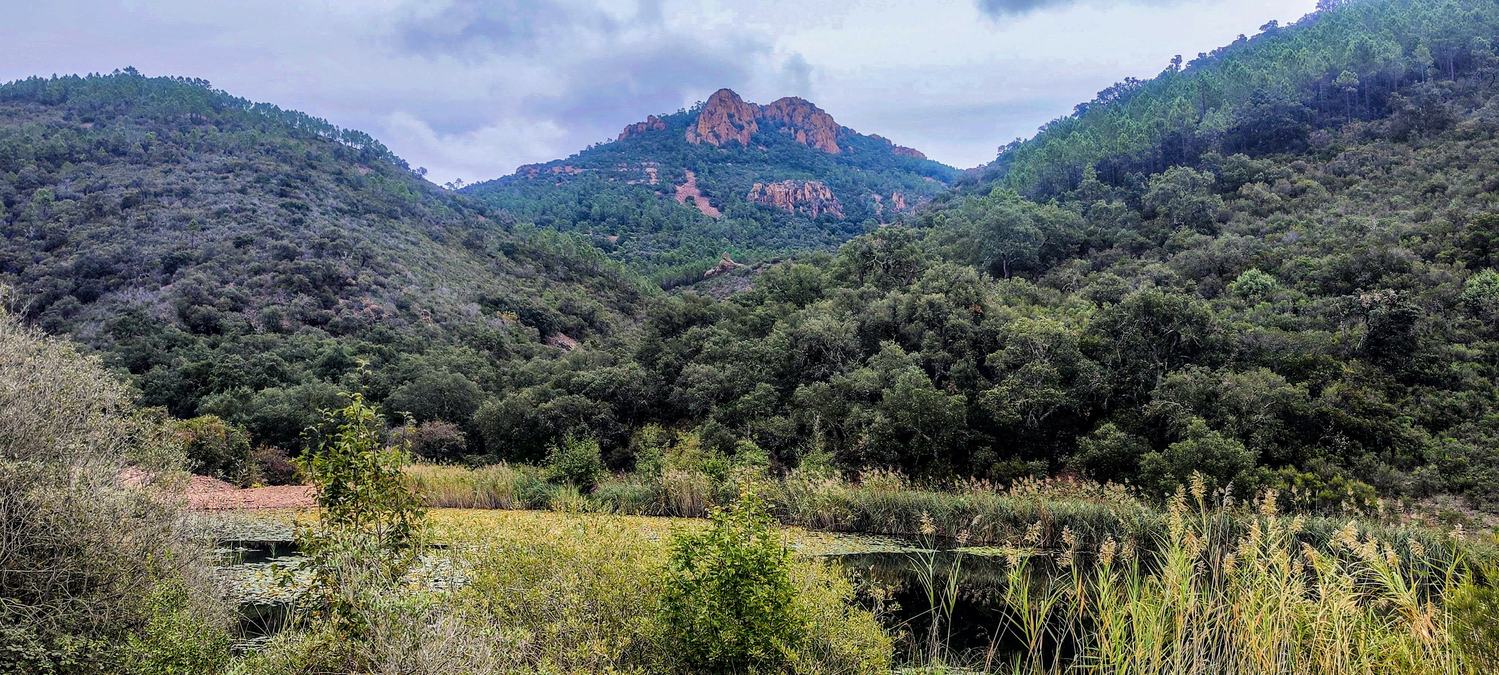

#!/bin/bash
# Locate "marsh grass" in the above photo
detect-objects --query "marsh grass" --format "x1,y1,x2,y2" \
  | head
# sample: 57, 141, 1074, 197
406, 465, 1478, 574
904, 480, 1481, 674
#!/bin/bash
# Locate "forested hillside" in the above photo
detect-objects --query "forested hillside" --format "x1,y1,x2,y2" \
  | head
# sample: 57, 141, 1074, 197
0, 70, 649, 451
977, 0, 1499, 197
463, 88, 957, 286
2, 0, 1497, 513
466, 0, 1499, 511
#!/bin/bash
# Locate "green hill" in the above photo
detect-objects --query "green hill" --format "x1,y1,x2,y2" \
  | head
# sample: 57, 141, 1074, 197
0, 69, 649, 450
462, 88, 957, 286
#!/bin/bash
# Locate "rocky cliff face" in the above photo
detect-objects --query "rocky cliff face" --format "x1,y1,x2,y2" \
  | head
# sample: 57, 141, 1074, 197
617, 114, 666, 141
685, 89, 760, 148
760, 97, 841, 153
681, 88, 844, 154
748, 180, 843, 219
892, 145, 926, 160
871, 191, 912, 216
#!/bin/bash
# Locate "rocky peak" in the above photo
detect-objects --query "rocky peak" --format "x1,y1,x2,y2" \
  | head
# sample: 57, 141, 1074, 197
760, 97, 841, 153
747, 180, 843, 219
685, 88, 845, 154
617, 114, 666, 141
686, 88, 760, 148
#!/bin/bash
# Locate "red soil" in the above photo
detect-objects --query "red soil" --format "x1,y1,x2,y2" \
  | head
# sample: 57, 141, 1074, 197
674, 170, 722, 218
186, 475, 315, 510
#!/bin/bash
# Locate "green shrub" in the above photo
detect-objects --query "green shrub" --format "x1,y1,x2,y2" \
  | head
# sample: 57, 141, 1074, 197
1138, 419, 1256, 495
123, 582, 232, 675
0, 310, 230, 673
176, 414, 254, 485
296, 394, 426, 641
660, 490, 803, 672
389, 420, 468, 463
547, 436, 604, 490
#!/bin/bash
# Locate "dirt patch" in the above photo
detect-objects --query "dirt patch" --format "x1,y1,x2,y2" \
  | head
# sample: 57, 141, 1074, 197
188, 482, 315, 510
674, 170, 721, 218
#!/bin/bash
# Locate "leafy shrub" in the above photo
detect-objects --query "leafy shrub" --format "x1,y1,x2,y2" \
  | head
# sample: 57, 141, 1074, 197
1070, 423, 1149, 481
1138, 419, 1256, 495
176, 414, 254, 484
123, 582, 232, 674
547, 436, 604, 490
660, 490, 803, 672
296, 394, 426, 641
0, 309, 229, 672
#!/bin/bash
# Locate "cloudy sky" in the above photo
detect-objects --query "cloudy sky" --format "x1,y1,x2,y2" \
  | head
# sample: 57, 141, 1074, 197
1, 0, 1317, 184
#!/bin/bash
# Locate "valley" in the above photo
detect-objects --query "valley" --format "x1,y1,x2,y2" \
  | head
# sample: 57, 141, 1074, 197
4, 0, 1499, 673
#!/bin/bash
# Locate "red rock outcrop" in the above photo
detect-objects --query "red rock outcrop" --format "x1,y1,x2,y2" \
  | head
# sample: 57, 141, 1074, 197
760, 97, 841, 153
868, 134, 929, 160
686, 89, 760, 148
685, 89, 845, 154
890, 192, 909, 211
703, 254, 747, 279
748, 180, 843, 219
618, 114, 667, 141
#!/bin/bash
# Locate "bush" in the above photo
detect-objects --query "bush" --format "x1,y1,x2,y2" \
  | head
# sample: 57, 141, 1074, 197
123, 581, 232, 674
251, 445, 299, 485
296, 394, 426, 642
389, 420, 468, 462
0, 309, 229, 672
1138, 419, 1256, 495
547, 436, 604, 490
660, 490, 803, 672
176, 414, 255, 484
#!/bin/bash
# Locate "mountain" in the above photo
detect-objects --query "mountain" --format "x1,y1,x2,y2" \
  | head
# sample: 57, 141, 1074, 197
0, 69, 649, 450
3, 0, 1498, 510
462, 88, 957, 285
456, 0, 1499, 509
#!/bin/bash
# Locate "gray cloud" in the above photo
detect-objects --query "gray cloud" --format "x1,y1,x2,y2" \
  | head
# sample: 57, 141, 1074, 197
397, 0, 628, 59
976, 0, 1079, 17
0, 0, 1317, 182
975, 0, 1189, 18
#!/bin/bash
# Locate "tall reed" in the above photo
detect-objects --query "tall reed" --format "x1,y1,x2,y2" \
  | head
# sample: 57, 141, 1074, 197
918, 480, 1475, 674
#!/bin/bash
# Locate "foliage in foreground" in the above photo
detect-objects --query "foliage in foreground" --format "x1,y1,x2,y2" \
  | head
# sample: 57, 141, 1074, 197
662, 490, 804, 672
0, 308, 230, 673
407, 460, 1477, 576
238, 496, 892, 674
908, 485, 1485, 674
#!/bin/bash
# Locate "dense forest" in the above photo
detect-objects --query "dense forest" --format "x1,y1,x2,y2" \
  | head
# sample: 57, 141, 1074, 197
2, 0, 1498, 514
453, 0, 1499, 511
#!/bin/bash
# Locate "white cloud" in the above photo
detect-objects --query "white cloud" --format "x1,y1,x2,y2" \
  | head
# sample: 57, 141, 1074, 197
0, 0, 1321, 182
379, 112, 569, 186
